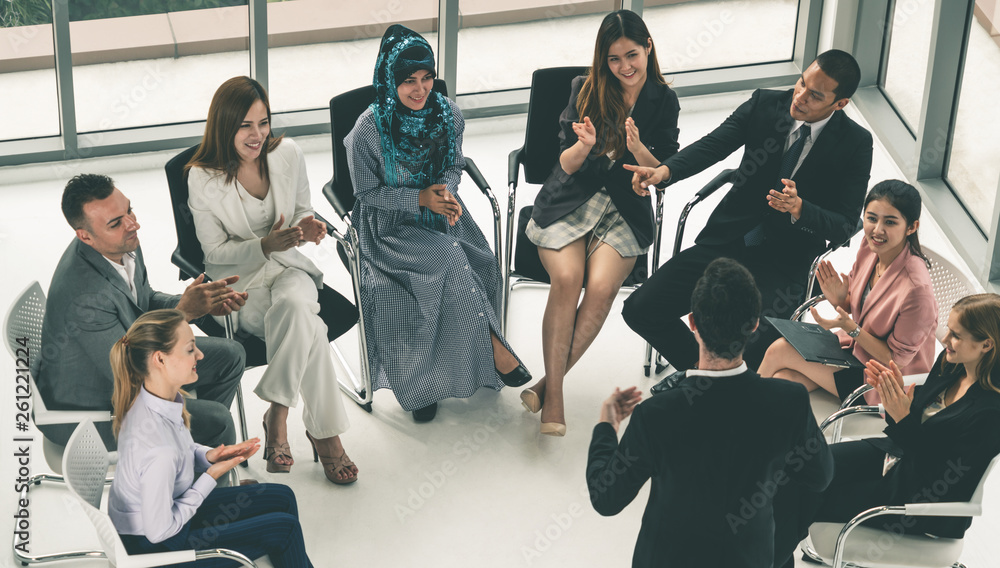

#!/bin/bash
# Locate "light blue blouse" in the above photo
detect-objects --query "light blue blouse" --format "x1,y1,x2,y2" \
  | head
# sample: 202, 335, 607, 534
108, 387, 217, 543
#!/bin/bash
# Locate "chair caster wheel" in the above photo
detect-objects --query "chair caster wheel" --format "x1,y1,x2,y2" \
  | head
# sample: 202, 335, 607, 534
362, 403, 373, 413
643, 365, 651, 377
655, 362, 668, 374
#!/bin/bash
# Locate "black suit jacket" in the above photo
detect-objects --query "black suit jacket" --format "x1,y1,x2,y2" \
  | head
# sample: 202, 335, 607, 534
663, 88, 873, 273
532, 75, 680, 249
587, 370, 833, 568
870, 352, 1000, 537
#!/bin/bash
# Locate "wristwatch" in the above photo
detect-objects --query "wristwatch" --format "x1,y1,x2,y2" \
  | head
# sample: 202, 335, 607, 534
847, 323, 862, 338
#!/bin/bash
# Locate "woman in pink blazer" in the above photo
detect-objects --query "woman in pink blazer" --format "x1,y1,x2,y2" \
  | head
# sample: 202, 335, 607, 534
759, 180, 938, 401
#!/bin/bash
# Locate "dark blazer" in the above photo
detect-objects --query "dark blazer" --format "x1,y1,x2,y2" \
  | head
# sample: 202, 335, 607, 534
587, 369, 833, 568
531, 75, 680, 249
869, 352, 1000, 537
663, 88, 873, 273
37, 240, 180, 443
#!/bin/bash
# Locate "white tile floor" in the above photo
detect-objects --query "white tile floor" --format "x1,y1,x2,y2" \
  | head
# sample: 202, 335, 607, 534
2, 93, 999, 568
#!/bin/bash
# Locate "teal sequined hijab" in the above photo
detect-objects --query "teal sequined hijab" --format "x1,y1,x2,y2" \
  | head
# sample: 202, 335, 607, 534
371, 25, 456, 232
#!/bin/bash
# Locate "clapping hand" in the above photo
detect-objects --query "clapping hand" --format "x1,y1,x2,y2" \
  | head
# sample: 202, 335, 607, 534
599, 386, 643, 433
572, 116, 598, 148
809, 304, 855, 333
206, 438, 261, 480
767, 179, 803, 218
864, 360, 913, 421
625, 117, 643, 155
261, 214, 303, 256
296, 215, 327, 245
815, 260, 849, 309
419, 184, 463, 226
176, 274, 247, 320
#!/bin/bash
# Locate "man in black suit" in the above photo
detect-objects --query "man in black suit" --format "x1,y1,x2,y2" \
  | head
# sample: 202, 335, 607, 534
622, 50, 873, 383
587, 258, 833, 568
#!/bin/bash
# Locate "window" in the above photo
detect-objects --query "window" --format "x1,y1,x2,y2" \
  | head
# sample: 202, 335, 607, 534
881, 0, 935, 133
0, 4, 58, 140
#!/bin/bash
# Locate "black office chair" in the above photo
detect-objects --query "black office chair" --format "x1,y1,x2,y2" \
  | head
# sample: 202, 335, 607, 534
164, 145, 363, 420
321, 79, 502, 411
503, 66, 661, 339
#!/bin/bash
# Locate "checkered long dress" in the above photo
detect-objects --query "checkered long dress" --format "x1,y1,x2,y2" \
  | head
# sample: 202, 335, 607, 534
345, 101, 514, 411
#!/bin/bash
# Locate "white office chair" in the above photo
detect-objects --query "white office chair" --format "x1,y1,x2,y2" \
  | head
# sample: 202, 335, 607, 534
62, 419, 264, 567
799, 453, 1000, 568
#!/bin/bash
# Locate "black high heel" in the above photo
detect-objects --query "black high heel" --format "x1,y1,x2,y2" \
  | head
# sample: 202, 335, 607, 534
497, 364, 531, 387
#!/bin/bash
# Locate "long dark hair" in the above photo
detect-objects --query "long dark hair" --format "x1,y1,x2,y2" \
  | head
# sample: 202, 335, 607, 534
186, 76, 284, 184
948, 294, 1000, 395
577, 9, 665, 159
863, 179, 925, 260
110, 309, 190, 437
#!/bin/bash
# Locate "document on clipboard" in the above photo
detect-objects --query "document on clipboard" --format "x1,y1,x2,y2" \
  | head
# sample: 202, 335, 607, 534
765, 317, 864, 369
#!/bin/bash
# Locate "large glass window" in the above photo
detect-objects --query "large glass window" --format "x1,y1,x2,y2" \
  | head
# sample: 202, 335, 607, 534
267, 1, 438, 114
455, 0, 800, 97
881, 0, 935, 133
946, 0, 1000, 231
70, 1, 250, 134
0, 3, 59, 140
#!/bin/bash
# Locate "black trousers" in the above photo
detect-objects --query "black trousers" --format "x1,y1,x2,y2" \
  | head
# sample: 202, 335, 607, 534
622, 242, 808, 371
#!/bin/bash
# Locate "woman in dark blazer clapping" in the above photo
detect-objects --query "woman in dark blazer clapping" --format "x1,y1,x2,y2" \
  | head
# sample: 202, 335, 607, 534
775, 293, 1000, 567
520, 9, 680, 436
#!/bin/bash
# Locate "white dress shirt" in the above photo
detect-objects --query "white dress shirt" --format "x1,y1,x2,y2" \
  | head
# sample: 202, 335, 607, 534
785, 113, 833, 177
108, 387, 216, 543
104, 251, 138, 303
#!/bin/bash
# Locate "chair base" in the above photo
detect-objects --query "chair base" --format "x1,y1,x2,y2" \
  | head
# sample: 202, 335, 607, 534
805, 522, 964, 568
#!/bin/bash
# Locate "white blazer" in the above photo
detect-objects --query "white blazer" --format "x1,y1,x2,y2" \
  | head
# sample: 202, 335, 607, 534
187, 138, 323, 331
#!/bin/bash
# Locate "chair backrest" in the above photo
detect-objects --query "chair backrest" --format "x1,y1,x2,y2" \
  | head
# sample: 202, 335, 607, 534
520, 66, 589, 184
4, 281, 45, 379
327, 79, 450, 217
63, 419, 122, 565
165, 144, 206, 280
968, 452, 1000, 508
922, 245, 981, 343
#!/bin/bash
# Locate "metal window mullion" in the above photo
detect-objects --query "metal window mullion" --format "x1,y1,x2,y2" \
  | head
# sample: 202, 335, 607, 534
852, 0, 891, 88
990, 172, 1000, 283
791, 0, 824, 70
438, 0, 458, 95
915, 0, 973, 180
249, 0, 268, 91
51, 0, 76, 156
619, 0, 644, 18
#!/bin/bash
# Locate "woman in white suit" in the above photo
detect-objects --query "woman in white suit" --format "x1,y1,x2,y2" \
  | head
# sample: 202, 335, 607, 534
186, 76, 358, 485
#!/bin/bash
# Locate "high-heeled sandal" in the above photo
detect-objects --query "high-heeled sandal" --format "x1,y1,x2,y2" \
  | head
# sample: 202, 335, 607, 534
261, 420, 293, 473
305, 432, 358, 485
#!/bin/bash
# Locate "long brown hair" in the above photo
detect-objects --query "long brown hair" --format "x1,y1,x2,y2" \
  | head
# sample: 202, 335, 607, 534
110, 309, 191, 437
947, 294, 1000, 395
577, 9, 665, 159
186, 76, 284, 184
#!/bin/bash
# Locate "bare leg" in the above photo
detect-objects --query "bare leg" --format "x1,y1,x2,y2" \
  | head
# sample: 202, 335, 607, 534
758, 338, 838, 395
263, 403, 293, 467
492, 332, 519, 373
526, 240, 587, 425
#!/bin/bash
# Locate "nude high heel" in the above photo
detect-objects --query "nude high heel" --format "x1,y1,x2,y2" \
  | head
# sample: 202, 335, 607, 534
305, 432, 358, 485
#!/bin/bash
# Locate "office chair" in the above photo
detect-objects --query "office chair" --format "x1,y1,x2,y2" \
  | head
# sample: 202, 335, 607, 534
164, 145, 363, 425
321, 79, 502, 411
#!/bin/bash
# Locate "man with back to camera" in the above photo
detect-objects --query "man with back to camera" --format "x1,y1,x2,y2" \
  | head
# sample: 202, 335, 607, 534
37, 173, 248, 449
587, 258, 833, 568
622, 49, 873, 385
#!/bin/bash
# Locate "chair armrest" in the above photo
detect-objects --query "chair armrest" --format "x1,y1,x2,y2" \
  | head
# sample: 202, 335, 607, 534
33, 409, 112, 427
791, 294, 827, 322
463, 157, 490, 195
691, 168, 736, 200
820, 404, 882, 433
108, 451, 119, 466
171, 249, 205, 282
508, 147, 524, 188
905, 501, 982, 517
314, 211, 336, 236
322, 179, 351, 221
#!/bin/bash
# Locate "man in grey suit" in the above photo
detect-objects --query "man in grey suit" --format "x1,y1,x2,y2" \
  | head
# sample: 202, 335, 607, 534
37, 173, 248, 449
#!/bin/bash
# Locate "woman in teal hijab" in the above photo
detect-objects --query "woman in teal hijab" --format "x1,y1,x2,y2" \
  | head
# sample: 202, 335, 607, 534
345, 25, 530, 422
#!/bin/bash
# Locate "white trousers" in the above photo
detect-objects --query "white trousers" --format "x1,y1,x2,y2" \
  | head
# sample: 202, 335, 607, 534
239, 262, 349, 438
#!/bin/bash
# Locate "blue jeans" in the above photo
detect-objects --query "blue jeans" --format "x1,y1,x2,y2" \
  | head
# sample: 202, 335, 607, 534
120, 483, 312, 567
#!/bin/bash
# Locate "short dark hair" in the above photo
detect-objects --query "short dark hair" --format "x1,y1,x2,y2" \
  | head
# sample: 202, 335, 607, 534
691, 258, 762, 360
814, 49, 861, 101
62, 174, 116, 230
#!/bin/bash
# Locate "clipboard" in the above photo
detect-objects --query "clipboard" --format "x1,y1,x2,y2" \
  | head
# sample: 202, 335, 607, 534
765, 316, 864, 369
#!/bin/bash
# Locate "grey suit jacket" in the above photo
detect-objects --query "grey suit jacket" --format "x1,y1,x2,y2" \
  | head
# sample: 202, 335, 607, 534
37, 239, 179, 444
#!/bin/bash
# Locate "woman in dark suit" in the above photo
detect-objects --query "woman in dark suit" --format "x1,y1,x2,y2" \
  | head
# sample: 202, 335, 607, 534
520, 9, 680, 436
775, 293, 1000, 567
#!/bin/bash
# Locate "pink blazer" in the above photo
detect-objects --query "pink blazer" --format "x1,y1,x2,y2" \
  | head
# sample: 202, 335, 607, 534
837, 243, 938, 374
